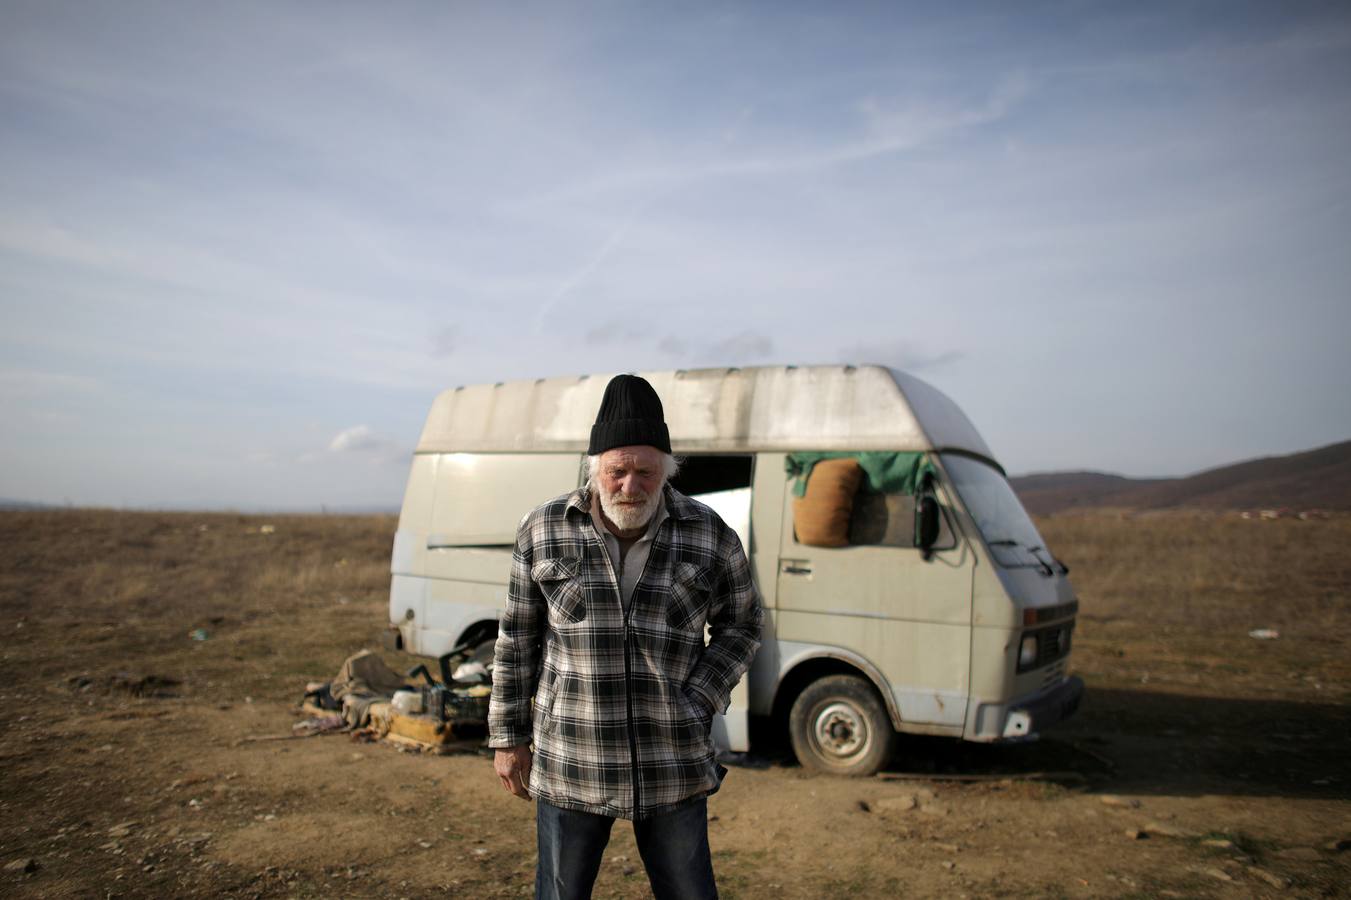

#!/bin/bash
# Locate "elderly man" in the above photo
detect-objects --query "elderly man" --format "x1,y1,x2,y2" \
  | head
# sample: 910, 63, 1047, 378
489, 373, 763, 900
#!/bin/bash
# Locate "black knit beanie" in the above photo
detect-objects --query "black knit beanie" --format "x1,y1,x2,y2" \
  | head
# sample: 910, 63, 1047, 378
588, 374, 671, 455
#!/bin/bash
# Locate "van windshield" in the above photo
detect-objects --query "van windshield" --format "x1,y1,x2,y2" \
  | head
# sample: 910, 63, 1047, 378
941, 454, 1049, 569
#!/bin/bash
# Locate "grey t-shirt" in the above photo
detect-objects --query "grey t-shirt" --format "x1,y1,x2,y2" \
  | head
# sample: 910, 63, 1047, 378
590, 491, 669, 611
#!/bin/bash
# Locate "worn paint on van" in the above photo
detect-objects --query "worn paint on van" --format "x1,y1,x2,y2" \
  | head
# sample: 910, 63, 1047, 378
388, 365, 1083, 775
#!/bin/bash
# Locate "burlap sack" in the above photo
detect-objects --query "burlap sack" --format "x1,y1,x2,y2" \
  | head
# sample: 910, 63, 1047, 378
793, 457, 863, 547
330, 649, 407, 701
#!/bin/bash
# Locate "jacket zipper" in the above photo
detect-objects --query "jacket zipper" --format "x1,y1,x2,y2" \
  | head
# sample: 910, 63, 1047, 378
623, 533, 664, 819
588, 527, 643, 818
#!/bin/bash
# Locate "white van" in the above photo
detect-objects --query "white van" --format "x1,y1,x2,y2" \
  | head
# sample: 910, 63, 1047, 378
386, 365, 1083, 776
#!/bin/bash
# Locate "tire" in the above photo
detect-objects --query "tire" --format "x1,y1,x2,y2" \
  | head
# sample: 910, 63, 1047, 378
788, 674, 895, 776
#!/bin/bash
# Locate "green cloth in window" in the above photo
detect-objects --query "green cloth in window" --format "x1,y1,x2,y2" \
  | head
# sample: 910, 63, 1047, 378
786, 451, 934, 497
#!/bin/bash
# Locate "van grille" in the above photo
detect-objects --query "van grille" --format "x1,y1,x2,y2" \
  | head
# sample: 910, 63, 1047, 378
1017, 620, 1075, 673
1041, 660, 1066, 690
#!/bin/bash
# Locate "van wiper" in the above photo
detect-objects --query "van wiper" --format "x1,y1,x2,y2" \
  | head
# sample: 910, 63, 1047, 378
1026, 545, 1059, 575
986, 539, 1052, 575
1026, 545, 1070, 576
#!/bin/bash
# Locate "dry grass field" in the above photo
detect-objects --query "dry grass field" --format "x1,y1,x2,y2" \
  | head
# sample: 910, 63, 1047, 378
1, 508, 1348, 898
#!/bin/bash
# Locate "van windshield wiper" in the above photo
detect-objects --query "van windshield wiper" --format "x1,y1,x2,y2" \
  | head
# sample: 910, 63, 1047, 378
1026, 545, 1070, 576
988, 539, 1054, 576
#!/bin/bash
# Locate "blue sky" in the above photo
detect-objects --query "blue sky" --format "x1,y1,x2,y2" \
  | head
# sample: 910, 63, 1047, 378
2, 1, 1349, 510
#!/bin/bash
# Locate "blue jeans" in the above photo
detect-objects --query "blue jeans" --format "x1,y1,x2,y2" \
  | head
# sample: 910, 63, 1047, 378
535, 797, 717, 900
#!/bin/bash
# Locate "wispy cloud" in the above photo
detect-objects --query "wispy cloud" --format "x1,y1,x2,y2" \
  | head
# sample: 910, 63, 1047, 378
532, 204, 653, 334
658, 331, 776, 364
326, 425, 407, 465
514, 73, 1033, 331
430, 326, 459, 360
328, 425, 381, 453
854, 72, 1031, 154
584, 324, 647, 345
513, 74, 1033, 216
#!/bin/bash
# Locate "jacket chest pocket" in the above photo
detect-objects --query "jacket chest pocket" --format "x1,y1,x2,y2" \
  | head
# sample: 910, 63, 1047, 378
532, 557, 587, 625
666, 561, 713, 633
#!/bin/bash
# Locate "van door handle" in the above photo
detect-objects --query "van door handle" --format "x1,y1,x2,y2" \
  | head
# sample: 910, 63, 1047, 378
782, 564, 812, 575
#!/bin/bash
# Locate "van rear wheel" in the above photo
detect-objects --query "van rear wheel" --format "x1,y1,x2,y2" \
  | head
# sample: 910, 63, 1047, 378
789, 675, 894, 777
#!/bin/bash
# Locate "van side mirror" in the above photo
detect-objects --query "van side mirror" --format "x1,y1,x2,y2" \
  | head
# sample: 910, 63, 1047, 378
917, 494, 940, 558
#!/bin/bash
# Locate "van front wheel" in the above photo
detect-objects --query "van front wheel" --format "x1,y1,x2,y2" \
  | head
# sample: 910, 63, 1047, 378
789, 675, 894, 776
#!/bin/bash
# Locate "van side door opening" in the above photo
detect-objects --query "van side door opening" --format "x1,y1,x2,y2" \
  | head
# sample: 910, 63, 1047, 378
668, 453, 756, 752
668, 454, 754, 496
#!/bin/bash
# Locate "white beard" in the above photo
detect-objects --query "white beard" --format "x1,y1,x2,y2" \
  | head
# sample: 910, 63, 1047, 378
597, 484, 661, 534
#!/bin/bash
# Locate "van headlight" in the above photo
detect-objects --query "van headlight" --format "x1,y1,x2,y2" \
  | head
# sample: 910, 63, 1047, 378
1018, 634, 1038, 670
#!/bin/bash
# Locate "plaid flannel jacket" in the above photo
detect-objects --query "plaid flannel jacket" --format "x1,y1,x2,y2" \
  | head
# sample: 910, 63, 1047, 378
488, 484, 763, 820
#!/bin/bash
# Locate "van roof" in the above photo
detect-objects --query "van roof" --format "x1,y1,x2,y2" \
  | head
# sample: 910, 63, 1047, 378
415, 365, 997, 463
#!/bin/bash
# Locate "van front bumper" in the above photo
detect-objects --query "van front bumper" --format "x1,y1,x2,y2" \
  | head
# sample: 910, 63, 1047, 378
967, 675, 1085, 742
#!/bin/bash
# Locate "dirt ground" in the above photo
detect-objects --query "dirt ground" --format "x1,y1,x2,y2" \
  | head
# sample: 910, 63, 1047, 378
1, 508, 1348, 898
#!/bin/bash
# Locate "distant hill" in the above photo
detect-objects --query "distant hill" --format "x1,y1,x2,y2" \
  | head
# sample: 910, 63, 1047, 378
1012, 440, 1351, 514
1008, 472, 1168, 515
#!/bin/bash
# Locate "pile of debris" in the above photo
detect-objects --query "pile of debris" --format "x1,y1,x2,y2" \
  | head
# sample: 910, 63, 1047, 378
296, 644, 492, 753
